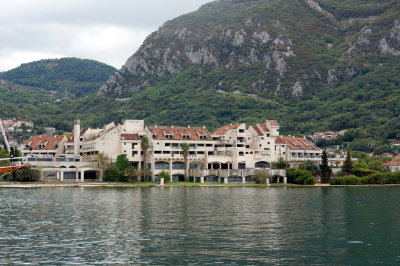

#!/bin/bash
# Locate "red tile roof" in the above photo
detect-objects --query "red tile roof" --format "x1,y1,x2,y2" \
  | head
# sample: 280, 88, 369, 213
84, 126, 117, 142
251, 125, 263, 136
67, 128, 88, 143
385, 161, 400, 166
23, 135, 64, 150
148, 126, 213, 141
280, 136, 320, 151
275, 137, 286, 144
267, 120, 279, 126
259, 124, 270, 133
121, 134, 140, 141
213, 124, 243, 135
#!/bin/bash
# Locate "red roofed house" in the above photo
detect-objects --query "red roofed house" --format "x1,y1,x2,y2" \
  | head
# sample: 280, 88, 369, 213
385, 161, 400, 172
21, 135, 66, 158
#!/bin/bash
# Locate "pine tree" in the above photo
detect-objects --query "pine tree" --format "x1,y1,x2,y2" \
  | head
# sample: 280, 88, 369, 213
342, 150, 353, 175
319, 150, 331, 183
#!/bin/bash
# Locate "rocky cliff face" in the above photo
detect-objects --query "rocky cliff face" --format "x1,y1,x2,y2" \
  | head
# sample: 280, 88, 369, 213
100, 0, 400, 98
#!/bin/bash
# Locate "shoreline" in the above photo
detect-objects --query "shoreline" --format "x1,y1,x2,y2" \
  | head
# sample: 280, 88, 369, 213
1, 182, 400, 188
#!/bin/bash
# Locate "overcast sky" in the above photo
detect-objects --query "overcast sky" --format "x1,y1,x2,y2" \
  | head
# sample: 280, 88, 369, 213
0, 0, 211, 71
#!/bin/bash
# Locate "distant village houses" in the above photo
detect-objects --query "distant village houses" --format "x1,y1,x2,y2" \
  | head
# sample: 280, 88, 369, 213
309, 130, 347, 142
1, 119, 34, 134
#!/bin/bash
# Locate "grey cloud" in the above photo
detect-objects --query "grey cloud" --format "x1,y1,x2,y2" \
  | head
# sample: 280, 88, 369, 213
0, 0, 211, 71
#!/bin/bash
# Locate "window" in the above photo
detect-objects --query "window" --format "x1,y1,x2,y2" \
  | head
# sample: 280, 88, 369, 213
172, 162, 184, 169
132, 151, 138, 156
154, 151, 162, 154
155, 161, 169, 170
255, 161, 270, 168
239, 152, 244, 156
239, 129, 245, 133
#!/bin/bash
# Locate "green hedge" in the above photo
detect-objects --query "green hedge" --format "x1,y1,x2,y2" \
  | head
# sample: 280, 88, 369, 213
330, 171, 400, 185
286, 168, 315, 185
330, 175, 364, 185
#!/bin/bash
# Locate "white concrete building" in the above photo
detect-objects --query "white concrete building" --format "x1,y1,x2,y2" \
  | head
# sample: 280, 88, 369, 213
20, 119, 323, 183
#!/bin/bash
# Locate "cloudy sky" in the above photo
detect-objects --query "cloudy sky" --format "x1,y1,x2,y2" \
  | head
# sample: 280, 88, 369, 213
0, 0, 211, 71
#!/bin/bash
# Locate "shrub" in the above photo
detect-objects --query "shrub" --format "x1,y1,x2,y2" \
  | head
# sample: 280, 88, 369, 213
286, 168, 315, 185
14, 167, 40, 182
364, 172, 400, 184
330, 175, 363, 185
251, 170, 270, 184
157, 171, 171, 183
104, 165, 121, 182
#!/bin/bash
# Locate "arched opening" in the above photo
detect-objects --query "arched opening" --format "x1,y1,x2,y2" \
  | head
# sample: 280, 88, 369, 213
208, 162, 220, 169
255, 161, 270, 169
221, 162, 232, 170
189, 162, 204, 170
172, 162, 184, 170
204, 175, 219, 183
172, 174, 185, 182
245, 175, 254, 183
155, 161, 169, 170
227, 175, 242, 183
238, 162, 246, 169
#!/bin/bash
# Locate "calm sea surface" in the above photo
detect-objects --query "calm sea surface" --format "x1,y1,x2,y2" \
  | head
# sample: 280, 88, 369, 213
0, 187, 399, 265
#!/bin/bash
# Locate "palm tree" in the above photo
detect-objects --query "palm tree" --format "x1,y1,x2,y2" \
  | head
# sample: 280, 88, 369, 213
272, 157, 288, 169
124, 167, 140, 183
141, 136, 150, 181
181, 143, 190, 182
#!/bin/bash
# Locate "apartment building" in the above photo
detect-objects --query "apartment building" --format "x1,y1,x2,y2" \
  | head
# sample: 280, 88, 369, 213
20, 119, 322, 182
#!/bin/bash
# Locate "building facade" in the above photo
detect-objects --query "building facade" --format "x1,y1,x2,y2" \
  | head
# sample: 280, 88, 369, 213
21, 119, 322, 182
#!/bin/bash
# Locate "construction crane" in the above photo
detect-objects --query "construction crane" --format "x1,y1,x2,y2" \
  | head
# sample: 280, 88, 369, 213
0, 118, 28, 176
0, 118, 10, 155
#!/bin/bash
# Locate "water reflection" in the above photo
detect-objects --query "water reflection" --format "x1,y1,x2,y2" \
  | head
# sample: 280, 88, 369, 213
0, 187, 399, 264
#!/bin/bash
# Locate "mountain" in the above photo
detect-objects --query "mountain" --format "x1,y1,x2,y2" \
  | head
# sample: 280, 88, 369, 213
100, 0, 400, 98
0, 58, 116, 97
1, 0, 399, 155
91, 0, 400, 153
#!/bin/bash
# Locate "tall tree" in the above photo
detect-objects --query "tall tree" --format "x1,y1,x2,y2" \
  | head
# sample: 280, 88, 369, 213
140, 136, 150, 181
319, 150, 331, 183
342, 150, 354, 175
180, 143, 190, 182
92, 152, 109, 181
272, 157, 288, 169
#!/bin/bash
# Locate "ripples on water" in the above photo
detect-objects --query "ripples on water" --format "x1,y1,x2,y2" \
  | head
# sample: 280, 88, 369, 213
0, 187, 400, 264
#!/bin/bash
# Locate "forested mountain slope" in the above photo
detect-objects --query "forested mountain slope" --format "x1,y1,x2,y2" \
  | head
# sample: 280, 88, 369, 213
0, 58, 116, 97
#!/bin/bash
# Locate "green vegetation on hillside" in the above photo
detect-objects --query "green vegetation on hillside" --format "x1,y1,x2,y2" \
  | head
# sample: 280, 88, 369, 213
0, 58, 116, 96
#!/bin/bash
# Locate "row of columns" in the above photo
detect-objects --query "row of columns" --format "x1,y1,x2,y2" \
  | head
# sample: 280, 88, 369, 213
56, 168, 86, 182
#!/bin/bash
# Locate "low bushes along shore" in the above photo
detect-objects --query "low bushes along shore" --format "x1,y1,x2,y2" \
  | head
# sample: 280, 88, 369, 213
330, 171, 400, 185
